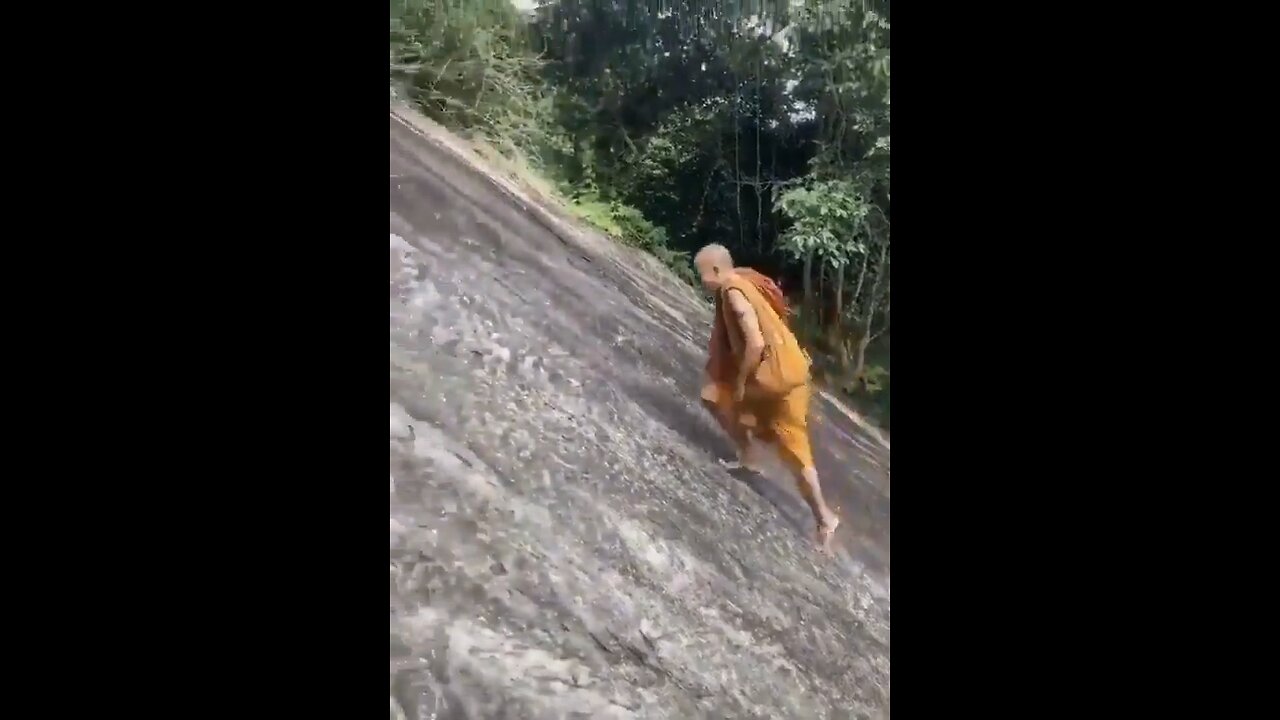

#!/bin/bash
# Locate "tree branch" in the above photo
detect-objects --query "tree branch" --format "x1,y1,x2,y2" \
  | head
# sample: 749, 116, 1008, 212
850, 236, 870, 317
862, 240, 889, 333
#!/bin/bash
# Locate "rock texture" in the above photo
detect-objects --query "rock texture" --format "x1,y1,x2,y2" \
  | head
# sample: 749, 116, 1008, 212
390, 108, 890, 720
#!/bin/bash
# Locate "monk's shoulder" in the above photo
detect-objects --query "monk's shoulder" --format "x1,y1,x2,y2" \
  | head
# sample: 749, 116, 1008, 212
722, 288, 763, 332
720, 274, 755, 299
721, 283, 753, 309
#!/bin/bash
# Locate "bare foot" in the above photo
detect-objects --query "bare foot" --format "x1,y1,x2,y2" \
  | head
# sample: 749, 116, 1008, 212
815, 509, 841, 555
721, 444, 768, 474
720, 457, 767, 474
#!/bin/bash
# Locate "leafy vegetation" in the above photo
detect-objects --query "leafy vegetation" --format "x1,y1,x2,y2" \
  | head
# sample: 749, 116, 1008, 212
390, 0, 891, 429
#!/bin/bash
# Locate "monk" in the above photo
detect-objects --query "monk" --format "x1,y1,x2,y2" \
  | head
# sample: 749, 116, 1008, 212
695, 243, 841, 552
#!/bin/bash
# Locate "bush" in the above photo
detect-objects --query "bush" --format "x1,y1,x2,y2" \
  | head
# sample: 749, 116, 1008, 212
390, 0, 561, 165
389, 0, 697, 290
565, 192, 697, 287
608, 203, 667, 252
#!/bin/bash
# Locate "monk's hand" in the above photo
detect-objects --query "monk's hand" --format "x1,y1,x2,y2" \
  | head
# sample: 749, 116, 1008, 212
733, 381, 747, 402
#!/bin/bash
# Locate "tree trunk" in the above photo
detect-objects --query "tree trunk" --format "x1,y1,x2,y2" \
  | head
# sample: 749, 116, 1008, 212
852, 334, 871, 385
734, 91, 744, 250
834, 262, 845, 325
755, 64, 764, 252
832, 262, 846, 368
817, 263, 826, 328
852, 246, 870, 311
853, 241, 889, 386
863, 241, 889, 337
802, 251, 814, 318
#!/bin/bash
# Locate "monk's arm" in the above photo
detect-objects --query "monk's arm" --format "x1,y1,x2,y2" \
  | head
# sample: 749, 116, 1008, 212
725, 289, 765, 393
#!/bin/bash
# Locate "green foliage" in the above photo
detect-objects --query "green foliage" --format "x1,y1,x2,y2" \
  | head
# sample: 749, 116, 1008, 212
390, 0, 891, 428
776, 180, 872, 267
791, 0, 891, 175
567, 192, 696, 286
390, 0, 564, 165
861, 364, 889, 394
607, 202, 670, 253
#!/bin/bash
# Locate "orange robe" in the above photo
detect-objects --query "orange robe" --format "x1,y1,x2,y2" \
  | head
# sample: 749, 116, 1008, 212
702, 270, 815, 472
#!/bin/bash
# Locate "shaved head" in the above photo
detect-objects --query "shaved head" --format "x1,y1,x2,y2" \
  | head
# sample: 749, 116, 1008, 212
695, 243, 733, 269
694, 243, 735, 291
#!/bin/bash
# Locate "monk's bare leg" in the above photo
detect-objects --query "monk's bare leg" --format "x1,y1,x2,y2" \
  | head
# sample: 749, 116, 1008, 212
726, 442, 770, 474
773, 442, 839, 552
771, 388, 840, 553
702, 397, 764, 471
795, 465, 840, 553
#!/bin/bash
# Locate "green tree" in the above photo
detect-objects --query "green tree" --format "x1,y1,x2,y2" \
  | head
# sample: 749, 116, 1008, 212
390, 0, 893, 423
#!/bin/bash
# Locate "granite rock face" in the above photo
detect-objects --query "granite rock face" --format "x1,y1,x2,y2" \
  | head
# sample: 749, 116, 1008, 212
390, 111, 891, 720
